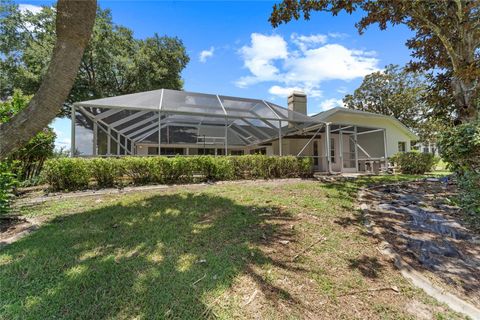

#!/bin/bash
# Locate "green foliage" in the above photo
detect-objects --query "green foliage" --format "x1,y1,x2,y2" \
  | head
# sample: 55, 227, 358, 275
194, 156, 235, 181
438, 120, 480, 173
0, 89, 56, 181
270, 1, 480, 122
344, 65, 426, 129
456, 171, 480, 217
42, 158, 91, 191
42, 156, 314, 191
343, 65, 452, 142
10, 127, 56, 180
122, 157, 155, 185
390, 152, 435, 175
0, 2, 189, 113
438, 121, 480, 215
0, 162, 18, 214
90, 158, 124, 188
0, 90, 31, 122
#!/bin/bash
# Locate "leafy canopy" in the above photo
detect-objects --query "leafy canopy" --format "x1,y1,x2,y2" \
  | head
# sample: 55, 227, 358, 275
270, 0, 480, 122
343, 64, 453, 142
343, 65, 426, 130
0, 2, 190, 112
0, 90, 56, 180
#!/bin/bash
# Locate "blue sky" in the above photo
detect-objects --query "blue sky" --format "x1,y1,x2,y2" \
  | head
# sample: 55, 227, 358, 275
17, 1, 414, 150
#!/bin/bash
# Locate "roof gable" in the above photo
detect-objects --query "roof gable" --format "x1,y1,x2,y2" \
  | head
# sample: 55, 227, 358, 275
312, 107, 418, 140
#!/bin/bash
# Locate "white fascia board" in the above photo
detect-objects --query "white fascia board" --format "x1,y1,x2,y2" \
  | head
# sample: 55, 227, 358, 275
312, 107, 419, 140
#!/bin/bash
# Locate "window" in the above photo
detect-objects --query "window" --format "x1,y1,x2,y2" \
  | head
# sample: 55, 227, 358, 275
198, 148, 215, 155
230, 150, 244, 156
411, 141, 419, 151
398, 141, 406, 153
313, 141, 318, 166
161, 147, 184, 155
250, 147, 266, 155
148, 147, 159, 155
330, 138, 335, 163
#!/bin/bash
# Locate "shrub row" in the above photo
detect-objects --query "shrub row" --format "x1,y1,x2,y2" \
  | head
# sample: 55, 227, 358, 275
390, 152, 436, 175
42, 155, 314, 191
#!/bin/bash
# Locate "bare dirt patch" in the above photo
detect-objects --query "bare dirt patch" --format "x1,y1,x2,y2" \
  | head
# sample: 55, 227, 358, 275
0, 216, 37, 247
361, 178, 480, 311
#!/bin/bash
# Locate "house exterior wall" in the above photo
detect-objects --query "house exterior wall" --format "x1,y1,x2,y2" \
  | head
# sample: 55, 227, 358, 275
285, 138, 314, 156
315, 113, 413, 157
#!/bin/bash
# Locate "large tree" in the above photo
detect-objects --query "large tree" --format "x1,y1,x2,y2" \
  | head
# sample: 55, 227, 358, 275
0, 0, 96, 158
0, 3, 189, 111
343, 64, 454, 142
344, 65, 426, 129
270, 0, 480, 123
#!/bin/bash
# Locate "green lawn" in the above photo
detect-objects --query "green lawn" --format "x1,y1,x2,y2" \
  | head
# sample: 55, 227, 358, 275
0, 174, 463, 319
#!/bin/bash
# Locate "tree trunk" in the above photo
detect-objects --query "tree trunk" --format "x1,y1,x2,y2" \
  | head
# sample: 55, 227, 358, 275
452, 77, 478, 123
0, 0, 97, 158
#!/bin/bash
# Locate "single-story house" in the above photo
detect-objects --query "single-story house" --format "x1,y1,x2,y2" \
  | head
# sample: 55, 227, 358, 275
72, 89, 418, 173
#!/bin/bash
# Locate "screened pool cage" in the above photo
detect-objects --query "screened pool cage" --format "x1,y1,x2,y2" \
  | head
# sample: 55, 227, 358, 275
72, 89, 389, 173
72, 89, 323, 157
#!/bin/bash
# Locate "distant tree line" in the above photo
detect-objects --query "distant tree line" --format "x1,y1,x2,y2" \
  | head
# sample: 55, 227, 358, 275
0, 1, 190, 115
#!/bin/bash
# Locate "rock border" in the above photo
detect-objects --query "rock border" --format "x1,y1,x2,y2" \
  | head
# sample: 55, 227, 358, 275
357, 185, 480, 320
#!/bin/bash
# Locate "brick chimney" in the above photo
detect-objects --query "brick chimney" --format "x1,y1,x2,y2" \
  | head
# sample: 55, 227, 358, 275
288, 90, 307, 115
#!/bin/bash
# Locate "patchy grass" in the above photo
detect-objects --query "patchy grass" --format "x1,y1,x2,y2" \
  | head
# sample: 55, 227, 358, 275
0, 175, 464, 319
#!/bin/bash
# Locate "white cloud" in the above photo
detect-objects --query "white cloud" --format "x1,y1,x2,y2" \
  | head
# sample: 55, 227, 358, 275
236, 32, 379, 99
17, 4, 44, 32
199, 47, 215, 63
283, 44, 378, 83
328, 32, 349, 39
18, 4, 42, 14
291, 33, 327, 52
53, 126, 71, 151
269, 85, 322, 98
319, 98, 345, 111
236, 33, 288, 87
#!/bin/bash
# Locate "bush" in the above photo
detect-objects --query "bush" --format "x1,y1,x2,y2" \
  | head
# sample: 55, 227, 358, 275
194, 156, 234, 181
41, 155, 314, 191
1, 90, 56, 182
123, 157, 155, 185
298, 157, 314, 178
0, 162, 18, 215
149, 157, 173, 184
438, 119, 480, 173
42, 158, 90, 191
390, 152, 435, 174
170, 156, 196, 182
438, 120, 480, 216
90, 158, 124, 188
456, 171, 480, 216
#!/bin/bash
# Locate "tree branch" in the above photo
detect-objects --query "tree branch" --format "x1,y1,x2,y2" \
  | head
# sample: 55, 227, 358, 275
411, 8, 460, 73
0, 0, 97, 158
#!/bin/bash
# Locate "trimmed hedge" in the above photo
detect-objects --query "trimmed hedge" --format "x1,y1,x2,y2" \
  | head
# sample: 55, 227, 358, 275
42, 155, 313, 191
390, 152, 436, 174
42, 158, 91, 191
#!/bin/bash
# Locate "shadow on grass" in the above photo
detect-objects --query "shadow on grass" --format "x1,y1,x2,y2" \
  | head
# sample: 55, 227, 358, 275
348, 255, 384, 279
0, 192, 297, 319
